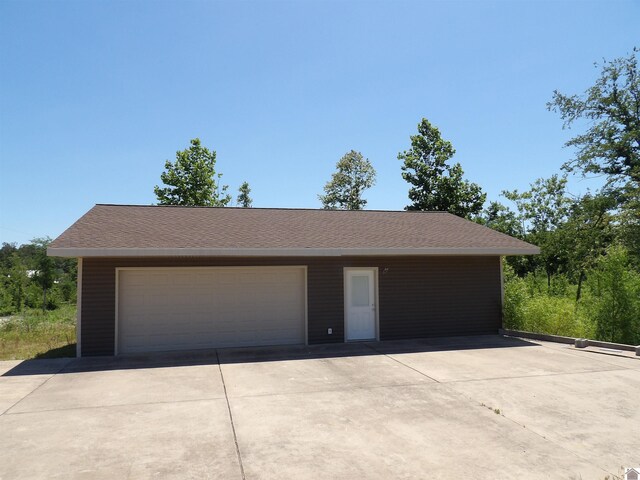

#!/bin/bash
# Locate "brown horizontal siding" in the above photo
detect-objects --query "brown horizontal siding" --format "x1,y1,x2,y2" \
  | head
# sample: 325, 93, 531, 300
81, 260, 117, 356
377, 257, 501, 340
80, 256, 501, 356
306, 261, 344, 344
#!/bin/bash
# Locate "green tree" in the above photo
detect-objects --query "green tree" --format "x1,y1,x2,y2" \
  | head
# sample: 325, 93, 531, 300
5, 253, 27, 313
478, 201, 523, 238
547, 48, 640, 186
399, 118, 485, 218
319, 150, 376, 210
30, 238, 55, 312
154, 138, 231, 206
236, 181, 253, 208
0, 242, 17, 271
615, 182, 640, 261
558, 193, 616, 300
503, 175, 571, 234
503, 175, 572, 286
588, 245, 640, 344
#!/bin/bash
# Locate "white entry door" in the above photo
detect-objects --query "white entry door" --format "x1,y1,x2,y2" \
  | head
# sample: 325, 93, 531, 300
345, 269, 377, 341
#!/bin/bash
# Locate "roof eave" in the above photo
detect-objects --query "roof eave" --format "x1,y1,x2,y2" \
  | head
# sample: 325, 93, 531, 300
47, 246, 541, 258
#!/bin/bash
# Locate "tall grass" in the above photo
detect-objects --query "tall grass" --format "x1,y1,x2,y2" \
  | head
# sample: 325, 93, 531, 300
0, 304, 76, 360
503, 276, 595, 338
503, 246, 640, 345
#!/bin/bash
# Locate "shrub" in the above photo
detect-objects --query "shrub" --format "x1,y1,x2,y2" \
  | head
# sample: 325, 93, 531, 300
520, 295, 593, 338
503, 262, 594, 339
585, 245, 640, 345
504, 245, 639, 345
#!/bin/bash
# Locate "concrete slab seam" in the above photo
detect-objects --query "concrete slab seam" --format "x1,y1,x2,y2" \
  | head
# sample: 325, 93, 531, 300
224, 381, 434, 401
3, 395, 228, 416
447, 385, 616, 478
441, 367, 628, 384
363, 343, 441, 383
2, 360, 71, 416
216, 350, 246, 480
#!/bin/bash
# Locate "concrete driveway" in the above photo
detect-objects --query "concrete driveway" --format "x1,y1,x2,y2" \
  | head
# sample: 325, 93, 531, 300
0, 335, 638, 480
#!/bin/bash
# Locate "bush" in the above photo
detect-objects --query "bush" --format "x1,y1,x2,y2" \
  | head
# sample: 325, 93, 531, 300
503, 281, 593, 338
59, 278, 76, 303
24, 283, 59, 311
503, 246, 640, 345
585, 246, 640, 345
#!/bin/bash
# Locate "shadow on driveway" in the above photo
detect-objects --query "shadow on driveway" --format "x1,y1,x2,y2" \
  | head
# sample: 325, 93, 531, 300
1, 334, 537, 377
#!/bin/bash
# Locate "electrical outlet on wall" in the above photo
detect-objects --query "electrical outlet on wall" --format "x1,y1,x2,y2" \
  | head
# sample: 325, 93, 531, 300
328, 328, 333, 335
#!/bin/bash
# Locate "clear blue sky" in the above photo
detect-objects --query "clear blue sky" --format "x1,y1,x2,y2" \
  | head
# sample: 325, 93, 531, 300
1, 0, 638, 245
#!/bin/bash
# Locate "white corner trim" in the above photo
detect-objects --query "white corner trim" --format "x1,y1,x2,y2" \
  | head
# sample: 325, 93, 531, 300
76, 258, 82, 358
499, 256, 504, 318
48, 246, 541, 258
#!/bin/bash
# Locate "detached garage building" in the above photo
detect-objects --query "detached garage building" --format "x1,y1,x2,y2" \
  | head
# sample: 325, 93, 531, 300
48, 205, 538, 357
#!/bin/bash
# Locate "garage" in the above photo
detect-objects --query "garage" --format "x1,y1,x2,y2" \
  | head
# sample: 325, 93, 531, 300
48, 205, 539, 356
116, 266, 307, 354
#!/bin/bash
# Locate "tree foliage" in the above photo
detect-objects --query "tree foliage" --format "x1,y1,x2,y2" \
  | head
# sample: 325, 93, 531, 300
502, 175, 571, 234
478, 172, 618, 299
616, 183, 640, 260
31, 239, 55, 313
319, 150, 376, 210
0, 239, 76, 315
547, 48, 640, 185
477, 201, 523, 238
399, 118, 485, 218
237, 181, 253, 208
154, 138, 231, 207
588, 245, 640, 344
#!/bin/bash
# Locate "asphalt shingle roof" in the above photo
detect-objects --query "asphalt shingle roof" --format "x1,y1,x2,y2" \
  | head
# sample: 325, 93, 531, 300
48, 204, 539, 256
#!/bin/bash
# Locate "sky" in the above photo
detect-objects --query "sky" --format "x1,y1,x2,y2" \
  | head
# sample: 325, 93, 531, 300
0, 0, 638, 245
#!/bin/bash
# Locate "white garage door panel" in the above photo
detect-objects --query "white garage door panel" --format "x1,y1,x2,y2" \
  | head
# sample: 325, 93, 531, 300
118, 267, 305, 354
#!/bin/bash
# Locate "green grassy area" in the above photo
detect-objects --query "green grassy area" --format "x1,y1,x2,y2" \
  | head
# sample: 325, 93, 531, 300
0, 304, 76, 360
502, 254, 640, 346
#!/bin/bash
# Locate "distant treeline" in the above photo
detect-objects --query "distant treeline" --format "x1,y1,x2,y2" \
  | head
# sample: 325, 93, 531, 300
0, 239, 77, 315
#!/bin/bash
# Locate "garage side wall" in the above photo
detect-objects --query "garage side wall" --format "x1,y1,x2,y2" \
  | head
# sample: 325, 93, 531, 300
377, 256, 502, 339
80, 256, 501, 356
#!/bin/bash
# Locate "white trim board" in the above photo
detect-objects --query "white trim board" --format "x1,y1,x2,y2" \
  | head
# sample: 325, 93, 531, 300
49, 246, 540, 258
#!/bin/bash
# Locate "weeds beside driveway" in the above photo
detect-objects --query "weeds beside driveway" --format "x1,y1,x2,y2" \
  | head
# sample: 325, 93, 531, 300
0, 335, 638, 480
0, 304, 76, 360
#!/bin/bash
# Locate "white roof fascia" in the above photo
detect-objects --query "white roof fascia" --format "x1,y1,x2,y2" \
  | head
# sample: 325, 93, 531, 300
48, 246, 541, 258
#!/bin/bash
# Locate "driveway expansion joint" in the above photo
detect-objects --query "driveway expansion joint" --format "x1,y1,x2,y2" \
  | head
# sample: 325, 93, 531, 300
441, 366, 628, 384
363, 343, 441, 383
2, 396, 227, 416
216, 350, 246, 480
224, 381, 434, 400
2, 359, 71, 416
449, 384, 616, 479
